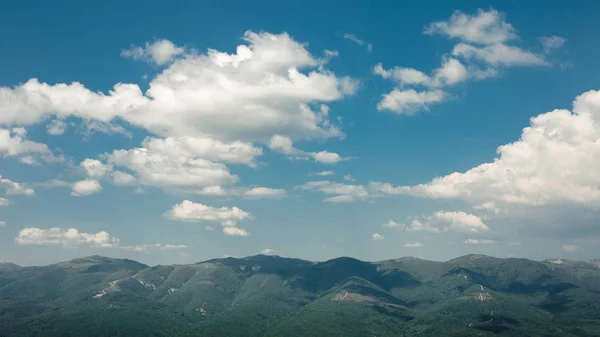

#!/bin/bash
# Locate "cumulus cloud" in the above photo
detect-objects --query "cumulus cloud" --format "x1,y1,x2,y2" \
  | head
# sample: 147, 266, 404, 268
0, 31, 356, 143
121, 39, 185, 65
0, 128, 58, 164
377, 89, 446, 115
71, 179, 102, 196
80, 158, 112, 179
296, 180, 370, 202
375, 8, 549, 116
268, 135, 348, 164
242, 187, 286, 199
166, 200, 251, 236
382, 219, 400, 228
15, 227, 189, 251
372, 233, 384, 241
424, 8, 516, 45
396, 211, 489, 233
15, 227, 120, 247
111, 171, 136, 186
0, 176, 34, 196
372, 88, 600, 210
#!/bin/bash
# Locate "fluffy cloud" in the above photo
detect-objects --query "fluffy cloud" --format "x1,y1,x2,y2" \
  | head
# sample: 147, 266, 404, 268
402, 241, 423, 248
188, 186, 286, 199
396, 211, 489, 233
243, 187, 286, 199
166, 200, 251, 236
452, 43, 547, 67
0, 176, 34, 196
15, 227, 189, 251
539, 36, 567, 54
376, 89, 446, 115
372, 233, 384, 241
0, 128, 58, 164
80, 159, 112, 179
15, 227, 120, 247
268, 135, 347, 164
0, 197, 9, 206
375, 8, 549, 116
111, 171, 136, 186
310, 171, 335, 177
71, 179, 102, 196
296, 180, 370, 202
0, 31, 356, 143
424, 9, 516, 45
121, 39, 185, 65
372, 89, 600, 209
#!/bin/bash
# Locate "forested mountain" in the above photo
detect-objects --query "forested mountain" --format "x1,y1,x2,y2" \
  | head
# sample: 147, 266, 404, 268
2, 254, 600, 336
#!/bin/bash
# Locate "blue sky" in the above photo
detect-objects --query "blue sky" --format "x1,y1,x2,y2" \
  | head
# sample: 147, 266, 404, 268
2, 1, 600, 265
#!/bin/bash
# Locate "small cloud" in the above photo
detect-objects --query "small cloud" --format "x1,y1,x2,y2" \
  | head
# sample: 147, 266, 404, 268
121, 39, 185, 65
343, 175, 356, 182
372, 233, 384, 241
539, 36, 567, 54
402, 241, 423, 248
343, 33, 372, 52
309, 171, 335, 177
260, 248, 279, 255
464, 239, 495, 245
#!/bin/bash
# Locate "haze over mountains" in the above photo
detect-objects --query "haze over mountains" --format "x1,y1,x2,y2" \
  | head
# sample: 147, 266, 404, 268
2, 254, 600, 336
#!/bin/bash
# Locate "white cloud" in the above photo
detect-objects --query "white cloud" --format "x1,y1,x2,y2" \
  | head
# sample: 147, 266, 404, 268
205, 225, 215, 231
260, 248, 279, 255
71, 179, 102, 196
374, 63, 431, 86
372, 233, 384, 241
268, 135, 347, 164
402, 241, 423, 248
0, 31, 356, 145
424, 9, 516, 45
80, 158, 112, 179
343, 33, 372, 52
15, 227, 120, 247
111, 171, 136, 186
121, 39, 185, 65
141, 136, 263, 167
539, 36, 567, 54
382, 219, 400, 228
123, 243, 190, 252
464, 239, 495, 245
166, 200, 251, 236
399, 211, 489, 233
243, 187, 286, 199
373, 88, 600, 209
452, 43, 548, 67
108, 147, 238, 189
310, 171, 335, 177
0, 220, 5, 227
223, 227, 250, 237
561, 244, 579, 253
377, 89, 446, 115
374, 58, 468, 88
0, 128, 57, 164
0, 197, 9, 206
46, 119, 67, 135
343, 174, 355, 182
296, 180, 370, 202
0, 176, 34, 196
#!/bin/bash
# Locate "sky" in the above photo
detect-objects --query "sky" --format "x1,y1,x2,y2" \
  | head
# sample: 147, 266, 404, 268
2, 0, 600, 266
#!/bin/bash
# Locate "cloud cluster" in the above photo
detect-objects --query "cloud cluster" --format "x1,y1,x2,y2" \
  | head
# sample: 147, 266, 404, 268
268, 134, 347, 165
0, 128, 59, 165
166, 200, 252, 236
296, 180, 370, 203
371, 89, 600, 210
386, 211, 489, 234
121, 39, 185, 65
0, 176, 35, 196
375, 8, 556, 115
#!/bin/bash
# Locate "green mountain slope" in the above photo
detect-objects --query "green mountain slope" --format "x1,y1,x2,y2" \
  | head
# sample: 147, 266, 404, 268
1, 254, 600, 336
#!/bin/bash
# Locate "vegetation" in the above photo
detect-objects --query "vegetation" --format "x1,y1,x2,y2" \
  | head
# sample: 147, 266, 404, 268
1, 254, 600, 336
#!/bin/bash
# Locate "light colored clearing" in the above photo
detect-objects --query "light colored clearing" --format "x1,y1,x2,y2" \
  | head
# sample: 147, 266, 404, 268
239, 265, 246, 271
92, 280, 119, 299
480, 285, 484, 291
476, 293, 493, 301
134, 276, 156, 289
251, 265, 261, 271
168, 288, 177, 293
548, 259, 564, 265
464, 275, 468, 280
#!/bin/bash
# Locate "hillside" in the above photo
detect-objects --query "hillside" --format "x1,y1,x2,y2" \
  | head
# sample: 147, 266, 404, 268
1, 254, 600, 336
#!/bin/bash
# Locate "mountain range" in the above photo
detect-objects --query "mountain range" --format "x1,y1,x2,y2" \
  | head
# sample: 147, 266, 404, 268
2, 254, 600, 336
